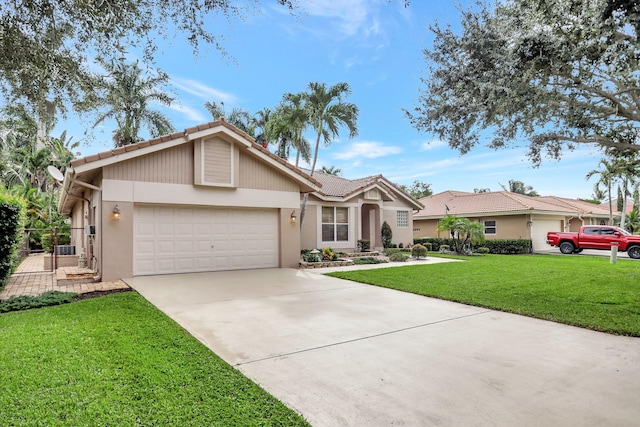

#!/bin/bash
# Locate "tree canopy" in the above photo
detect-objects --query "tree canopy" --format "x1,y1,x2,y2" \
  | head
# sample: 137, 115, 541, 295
406, 0, 640, 165
0, 0, 296, 113
399, 180, 433, 199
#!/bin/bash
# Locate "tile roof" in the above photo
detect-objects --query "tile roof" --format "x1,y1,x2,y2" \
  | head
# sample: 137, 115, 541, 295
415, 191, 614, 218
68, 119, 321, 188
301, 170, 423, 209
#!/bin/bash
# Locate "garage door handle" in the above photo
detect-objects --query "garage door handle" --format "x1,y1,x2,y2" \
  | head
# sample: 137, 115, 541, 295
211, 245, 215, 248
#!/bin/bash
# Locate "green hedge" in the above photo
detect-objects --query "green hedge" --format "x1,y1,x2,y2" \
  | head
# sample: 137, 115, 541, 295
414, 238, 531, 254
0, 192, 26, 288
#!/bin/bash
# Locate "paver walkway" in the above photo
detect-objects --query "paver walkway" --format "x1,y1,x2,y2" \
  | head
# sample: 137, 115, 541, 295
0, 254, 129, 301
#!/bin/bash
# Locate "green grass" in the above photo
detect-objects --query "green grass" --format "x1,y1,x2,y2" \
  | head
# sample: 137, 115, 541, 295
0, 292, 309, 426
328, 254, 640, 336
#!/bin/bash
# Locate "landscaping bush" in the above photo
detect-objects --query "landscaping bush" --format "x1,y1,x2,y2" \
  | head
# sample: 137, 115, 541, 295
357, 239, 370, 252
353, 257, 388, 265
0, 192, 26, 288
322, 247, 338, 261
414, 238, 531, 255
381, 221, 392, 248
383, 248, 400, 256
411, 244, 428, 259
475, 247, 491, 254
388, 252, 410, 262
302, 249, 320, 263
0, 291, 78, 313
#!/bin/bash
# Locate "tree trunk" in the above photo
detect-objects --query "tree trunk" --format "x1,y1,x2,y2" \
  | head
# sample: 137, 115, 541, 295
299, 125, 322, 227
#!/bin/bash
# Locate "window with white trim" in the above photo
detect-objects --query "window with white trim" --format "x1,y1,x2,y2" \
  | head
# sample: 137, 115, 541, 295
322, 207, 349, 242
484, 220, 496, 235
397, 210, 409, 228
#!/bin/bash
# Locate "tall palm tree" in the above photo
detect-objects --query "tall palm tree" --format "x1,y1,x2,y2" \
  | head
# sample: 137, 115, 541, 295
253, 107, 271, 148
300, 82, 359, 225
586, 159, 618, 225
204, 101, 256, 136
93, 60, 174, 147
267, 93, 311, 166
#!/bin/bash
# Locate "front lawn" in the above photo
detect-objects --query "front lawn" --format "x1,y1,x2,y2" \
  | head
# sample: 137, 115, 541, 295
328, 254, 640, 336
0, 292, 308, 426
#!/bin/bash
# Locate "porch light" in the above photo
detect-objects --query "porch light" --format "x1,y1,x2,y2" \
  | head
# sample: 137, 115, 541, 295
290, 210, 297, 223
112, 205, 121, 220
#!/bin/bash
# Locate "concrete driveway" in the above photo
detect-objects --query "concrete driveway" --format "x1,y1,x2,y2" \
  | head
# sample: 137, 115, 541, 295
126, 268, 640, 426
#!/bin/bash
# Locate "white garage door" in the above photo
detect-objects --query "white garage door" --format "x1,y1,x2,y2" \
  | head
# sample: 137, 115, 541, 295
133, 205, 279, 275
531, 218, 563, 253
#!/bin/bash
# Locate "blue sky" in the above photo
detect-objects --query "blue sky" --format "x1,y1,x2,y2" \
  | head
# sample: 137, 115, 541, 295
55, 0, 604, 199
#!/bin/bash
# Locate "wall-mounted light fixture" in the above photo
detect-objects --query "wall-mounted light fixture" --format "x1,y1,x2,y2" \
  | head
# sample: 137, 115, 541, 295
290, 210, 297, 223
527, 220, 533, 227
112, 205, 121, 220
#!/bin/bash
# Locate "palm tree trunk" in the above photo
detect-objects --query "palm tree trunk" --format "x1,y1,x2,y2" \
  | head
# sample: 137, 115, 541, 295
608, 183, 613, 225
299, 127, 322, 227
620, 178, 628, 229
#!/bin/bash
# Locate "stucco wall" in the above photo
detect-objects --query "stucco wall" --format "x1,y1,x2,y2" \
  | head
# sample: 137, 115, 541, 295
101, 201, 134, 281
382, 209, 414, 247
279, 208, 301, 267
413, 215, 532, 241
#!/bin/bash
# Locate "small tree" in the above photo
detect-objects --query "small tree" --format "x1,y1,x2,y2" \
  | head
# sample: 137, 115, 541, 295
381, 221, 393, 249
436, 215, 485, 255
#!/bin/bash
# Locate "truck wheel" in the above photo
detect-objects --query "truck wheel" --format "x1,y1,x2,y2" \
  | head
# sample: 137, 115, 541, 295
628, 246, 640, 259
573, 248, 583, 253
559, 242, 575, 254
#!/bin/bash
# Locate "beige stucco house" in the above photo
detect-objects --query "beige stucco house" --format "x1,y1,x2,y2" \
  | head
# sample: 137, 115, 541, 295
300, 171, 424, 251
58, 120, 320, 281
413, 191, 613, 252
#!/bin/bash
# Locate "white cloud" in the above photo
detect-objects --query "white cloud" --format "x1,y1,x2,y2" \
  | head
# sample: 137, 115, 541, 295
302, 0, 371, 37
332, 140, 402, 160
420, 139, 448, 151
168, 104, 207, 123
171, 78, 238, 104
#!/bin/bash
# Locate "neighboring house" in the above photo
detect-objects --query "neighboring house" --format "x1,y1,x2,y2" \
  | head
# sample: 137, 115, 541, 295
58, 120, 320, 281
413, 191, 614, 252
300, 171, 424, 251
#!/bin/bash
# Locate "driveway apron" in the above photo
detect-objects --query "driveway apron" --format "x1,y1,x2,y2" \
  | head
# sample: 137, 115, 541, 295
126, 268, 640, 426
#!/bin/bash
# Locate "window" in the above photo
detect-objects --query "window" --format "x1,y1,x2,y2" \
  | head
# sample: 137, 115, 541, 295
483, 220, 496, 235
322, 207, 349, 242
413, 228, 421, 233
397, 211, 409, 228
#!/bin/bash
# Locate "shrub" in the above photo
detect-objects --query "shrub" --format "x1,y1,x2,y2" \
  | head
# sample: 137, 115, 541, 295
322, 247, 338, 260
302, 250, 321, 263
398, 242, 404, 248
413, 238, 531, 255
353, 257, 388, 265
411, 244, 428, 259
388, 252, 410, 262
0, 193, 26, 288
0, 291, 78, 313
357, 239, 370, 252
381, 221, 393, 248
384, 248, 401, 256
475, 247, 491, 254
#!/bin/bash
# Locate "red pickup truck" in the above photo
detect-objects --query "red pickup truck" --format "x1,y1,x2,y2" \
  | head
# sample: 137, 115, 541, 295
547, 226, 640, 259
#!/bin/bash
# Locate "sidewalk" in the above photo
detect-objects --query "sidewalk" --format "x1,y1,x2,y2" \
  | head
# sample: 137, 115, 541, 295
0, 254, 129, 301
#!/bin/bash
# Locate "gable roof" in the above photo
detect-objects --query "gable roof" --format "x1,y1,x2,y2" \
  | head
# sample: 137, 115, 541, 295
59, 120, 321, 213
414, 190, 613, 219
303, 169, 423, 210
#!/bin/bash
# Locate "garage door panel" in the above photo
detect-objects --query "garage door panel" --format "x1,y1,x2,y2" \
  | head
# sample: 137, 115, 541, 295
134, 205, 279, 276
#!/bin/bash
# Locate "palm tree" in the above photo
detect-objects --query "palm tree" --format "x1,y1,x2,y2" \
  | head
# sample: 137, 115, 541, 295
319, 165, 342, 176
625, 206, 640, 234
267, 93, 311, 166
93, 60, 174, 147
300, 82, 359, 225
204, 101, 256, 136
436, 215, 485, 254
253, 107, 271, 148
586, 159, 618, 225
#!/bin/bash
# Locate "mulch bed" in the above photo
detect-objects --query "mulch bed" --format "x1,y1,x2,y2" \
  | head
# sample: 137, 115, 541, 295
73, 288, 132, 302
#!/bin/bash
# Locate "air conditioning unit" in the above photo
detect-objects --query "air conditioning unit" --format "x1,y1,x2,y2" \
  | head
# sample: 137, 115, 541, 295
84, 225, 96, 236
56, 245, 76, 256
